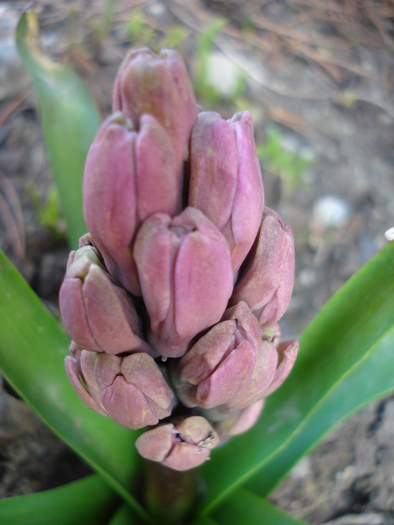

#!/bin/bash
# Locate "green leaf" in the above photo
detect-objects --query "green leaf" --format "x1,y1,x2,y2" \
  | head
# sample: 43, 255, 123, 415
108, 504, 139, 525
16, 10, 101, 249
0, 251, 149, 522
201, 241, 394, 513
212, 489, 309, 525
190, 518, 218, 525
0, 475, 118, 525
247, 323, 394, 497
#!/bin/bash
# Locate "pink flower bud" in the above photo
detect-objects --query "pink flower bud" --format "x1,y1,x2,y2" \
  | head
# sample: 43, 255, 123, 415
214, 400, 264, 438
59, 246, 153, 356
83, 112, 181, 295
228, 339, 299, 412
134, 207, 234, 358
231, 207, 295, 326
65, 350, 174, 429
135, 416, 219, 471
195, 337, 298, 420
173, 302, 261, 409
113, 47, 197, 176
60, 46, 298, 452
189, 111, 264, 273
262, 339, 299, 397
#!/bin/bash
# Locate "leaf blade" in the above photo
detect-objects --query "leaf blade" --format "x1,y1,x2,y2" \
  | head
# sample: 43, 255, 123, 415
211, 489, 309, 525
108, 504, 139, 525
200, 241, 394, 512
247, 324, 394, 496
16, 10, 101, 249
0, 475, 117, 525
0, 251, 148, 521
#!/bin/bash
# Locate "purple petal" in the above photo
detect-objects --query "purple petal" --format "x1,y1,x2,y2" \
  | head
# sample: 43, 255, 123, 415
196, 340, 256, 408
231, 209, 291, 313
59, 276, 97, 351
136, 114, 179, 221
263, 339, 299, 397
83, 113, 140, 294
65, 356, 106, 415
135, 424, 175, 462
100, 376, 159, 429
121, 353, 174, 411
189, 112, 237, 229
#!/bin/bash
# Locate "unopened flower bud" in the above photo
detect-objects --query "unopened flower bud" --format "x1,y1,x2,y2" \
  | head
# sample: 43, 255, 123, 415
173, 302, 261, 409
189, 111, 264, 273
134, 207, 233, 358
227, 339, 299, 412
83, 112, 181, 295
59, 246, 152, 355
231, 207, 295, 326
113, 47, 197, 175
135, 416, 219, 471
214, 400, 264, 437
65, 350, 174, 429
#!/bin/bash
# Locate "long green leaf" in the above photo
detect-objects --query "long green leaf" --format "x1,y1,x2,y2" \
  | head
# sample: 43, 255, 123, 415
0, 251, 149, 522
212, 489, 309, 525
16, 10, 101, 249
0, 475, 118, 525
201, 241, 394, 513
247, 323, 394, 496
190, 517, 218, 525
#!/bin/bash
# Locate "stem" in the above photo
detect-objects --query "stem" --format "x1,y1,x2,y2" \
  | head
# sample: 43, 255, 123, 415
144, 461, 197, 525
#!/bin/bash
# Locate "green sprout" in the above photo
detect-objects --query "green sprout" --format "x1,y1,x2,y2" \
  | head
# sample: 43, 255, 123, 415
162, 25, 190, 49
87, 0, 114, 45
125, 11, 156, 46
26, 182, 67, 239
193, 18, 245, 105
257, 126, 313, 196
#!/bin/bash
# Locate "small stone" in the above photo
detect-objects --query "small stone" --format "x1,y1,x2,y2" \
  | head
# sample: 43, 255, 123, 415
290, 456, 312, 479
298, 268, 317, 288
312, 195, 351, 228
384, 227, 394, 242
206, 52, 242, 97
322, 513, 384, 525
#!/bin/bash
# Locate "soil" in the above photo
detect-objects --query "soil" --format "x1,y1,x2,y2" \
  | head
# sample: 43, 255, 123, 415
0, 1, 394, 523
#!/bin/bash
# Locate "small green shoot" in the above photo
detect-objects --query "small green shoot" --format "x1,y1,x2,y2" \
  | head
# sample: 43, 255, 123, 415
193, 18, 245, 105
87, 0, 114, 45
26, 182, 67, 239
125, 11, 156, 46
257, 126, 313, 196
162, 25, 190, 49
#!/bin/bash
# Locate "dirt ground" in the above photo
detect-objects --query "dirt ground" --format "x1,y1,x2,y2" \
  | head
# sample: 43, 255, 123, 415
0, 1, 394, 523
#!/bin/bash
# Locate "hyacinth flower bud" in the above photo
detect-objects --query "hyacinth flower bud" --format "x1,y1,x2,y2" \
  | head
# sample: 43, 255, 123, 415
214, 399, 264, 438
65, 349, 174, 429
189, 111, 264, 273
173, 302, 261, 409
134, 207, 233, 358
135, 416, 219, 471
83, 112, 180, 295
113, 47, 197, 175
227, 339, 299, 412
59, 246, 153, 356
231, 207, 295, 327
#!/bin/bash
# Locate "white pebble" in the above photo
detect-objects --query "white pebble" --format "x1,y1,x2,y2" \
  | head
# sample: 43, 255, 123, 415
290, 456, 311, 479
206, 52, 241, 97
312, 195, 350, 228
384, 227, 394, 241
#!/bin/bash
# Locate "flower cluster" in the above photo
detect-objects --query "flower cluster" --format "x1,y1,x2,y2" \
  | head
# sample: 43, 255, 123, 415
59, 48, 298, 471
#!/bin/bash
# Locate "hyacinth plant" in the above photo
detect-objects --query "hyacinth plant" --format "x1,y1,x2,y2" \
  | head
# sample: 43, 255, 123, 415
1, 10, 394, 525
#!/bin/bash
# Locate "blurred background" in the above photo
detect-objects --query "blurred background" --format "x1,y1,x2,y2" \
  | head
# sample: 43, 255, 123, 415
0, 1, 394, 523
